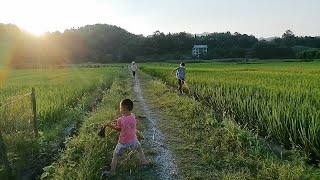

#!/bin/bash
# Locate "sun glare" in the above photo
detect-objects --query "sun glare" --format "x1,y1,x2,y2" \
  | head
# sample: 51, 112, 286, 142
1, 0, 117, 37
27, 27, 46, 37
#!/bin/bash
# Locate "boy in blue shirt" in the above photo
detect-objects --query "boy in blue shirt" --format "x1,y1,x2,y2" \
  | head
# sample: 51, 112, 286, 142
171, 62, 186, 94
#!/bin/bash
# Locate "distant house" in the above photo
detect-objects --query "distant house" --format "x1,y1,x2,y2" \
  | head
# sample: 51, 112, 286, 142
192, 45, 208, 57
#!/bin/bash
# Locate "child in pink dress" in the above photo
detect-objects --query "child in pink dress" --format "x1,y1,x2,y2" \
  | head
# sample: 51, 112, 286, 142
103, 99, 147, 176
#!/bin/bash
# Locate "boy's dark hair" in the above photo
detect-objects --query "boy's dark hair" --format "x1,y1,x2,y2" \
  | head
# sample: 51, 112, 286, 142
180, 62, 185, 67
121, 99, 134, 111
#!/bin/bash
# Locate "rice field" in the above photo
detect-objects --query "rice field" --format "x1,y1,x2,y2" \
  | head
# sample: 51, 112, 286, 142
1, 61, 320, 179
1, 67, 123, 126
0, 66, 124, 178
140, 61, 320, 160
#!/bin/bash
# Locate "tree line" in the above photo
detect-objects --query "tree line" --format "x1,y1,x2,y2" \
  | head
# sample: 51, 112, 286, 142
1, 23, 320, 67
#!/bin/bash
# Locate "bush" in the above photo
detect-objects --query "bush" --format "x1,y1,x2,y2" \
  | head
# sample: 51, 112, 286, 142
297, 50, 320, 59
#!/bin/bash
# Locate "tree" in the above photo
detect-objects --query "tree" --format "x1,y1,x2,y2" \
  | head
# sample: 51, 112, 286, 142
282, 30, 295, 39
253, 41, 294, 59
282, 30, 296, 47
2, 23, 320, 65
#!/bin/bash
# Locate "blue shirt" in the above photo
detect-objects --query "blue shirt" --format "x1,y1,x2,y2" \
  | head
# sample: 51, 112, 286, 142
176, 67, 186, 79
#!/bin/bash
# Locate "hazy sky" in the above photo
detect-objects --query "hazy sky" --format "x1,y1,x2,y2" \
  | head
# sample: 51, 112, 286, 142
0, 0, 319, 37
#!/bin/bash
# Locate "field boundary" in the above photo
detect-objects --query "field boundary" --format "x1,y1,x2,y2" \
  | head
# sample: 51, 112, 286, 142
0, 89, 38, 178
21, 82, 108, 179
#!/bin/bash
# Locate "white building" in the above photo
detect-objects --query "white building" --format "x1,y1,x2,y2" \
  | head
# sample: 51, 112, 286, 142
192, 45, 208, 57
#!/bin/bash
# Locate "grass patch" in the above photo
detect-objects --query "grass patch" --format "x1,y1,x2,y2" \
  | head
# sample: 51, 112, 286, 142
41, 77, 160, 180
139, 72, 320, 179
141, 62, 320, 161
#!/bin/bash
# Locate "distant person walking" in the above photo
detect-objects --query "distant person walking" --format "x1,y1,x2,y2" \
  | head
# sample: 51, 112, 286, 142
131, 61, 137, 78
171, 62, 186, 94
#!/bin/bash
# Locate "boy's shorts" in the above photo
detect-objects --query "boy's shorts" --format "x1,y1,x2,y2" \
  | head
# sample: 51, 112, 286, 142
114, 139, 141, 155
178, 79, 185, 85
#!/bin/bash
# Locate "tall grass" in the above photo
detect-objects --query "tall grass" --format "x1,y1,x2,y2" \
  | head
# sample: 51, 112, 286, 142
41, 78, 141, 179
141, 77, 319, 179
0, 67, 123, 178
141, 62, 320, 160
0, 67, 122, 130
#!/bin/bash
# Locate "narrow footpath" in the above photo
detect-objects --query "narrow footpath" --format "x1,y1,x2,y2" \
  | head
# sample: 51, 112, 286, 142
132, 73, 179, 180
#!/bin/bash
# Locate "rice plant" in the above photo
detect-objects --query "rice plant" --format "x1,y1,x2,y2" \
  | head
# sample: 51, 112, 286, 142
0, 66, 123, 178
141, 61, 320, 160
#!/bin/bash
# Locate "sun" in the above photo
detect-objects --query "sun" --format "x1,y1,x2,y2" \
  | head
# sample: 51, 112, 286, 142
27, 26, 46, 37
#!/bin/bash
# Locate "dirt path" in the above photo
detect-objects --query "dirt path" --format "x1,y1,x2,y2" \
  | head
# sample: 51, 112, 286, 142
132, 74, 178, 180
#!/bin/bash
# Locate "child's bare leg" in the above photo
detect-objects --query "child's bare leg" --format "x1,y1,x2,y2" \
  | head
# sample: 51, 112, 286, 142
110, 153, 119, 173
136, 146, 147, 164
178, 80, 183, 94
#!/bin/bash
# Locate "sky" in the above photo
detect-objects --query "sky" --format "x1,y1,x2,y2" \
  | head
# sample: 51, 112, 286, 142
0, 0, 319, 38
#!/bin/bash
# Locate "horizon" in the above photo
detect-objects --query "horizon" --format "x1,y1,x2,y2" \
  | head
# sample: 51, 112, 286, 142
3, 23, 320, 39
1, 0, 320, 38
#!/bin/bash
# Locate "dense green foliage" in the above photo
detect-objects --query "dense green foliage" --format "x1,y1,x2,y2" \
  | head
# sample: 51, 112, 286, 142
41, 77, 158, 180
141, 74, 320, 179
1, 67, 122, 127
41, 69, 320, 180
41, 80, 125, 180
296, 50, 320, 60
1, 23, 320, 66
0, 67, 122, 178
141, 62, 320, 161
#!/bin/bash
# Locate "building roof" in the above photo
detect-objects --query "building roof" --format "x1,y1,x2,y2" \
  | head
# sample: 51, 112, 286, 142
193, 45, 208, 48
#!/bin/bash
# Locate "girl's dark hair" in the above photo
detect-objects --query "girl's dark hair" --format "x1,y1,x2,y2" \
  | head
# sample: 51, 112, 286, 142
121, 99, 134, 111
180, 62, 185, 67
